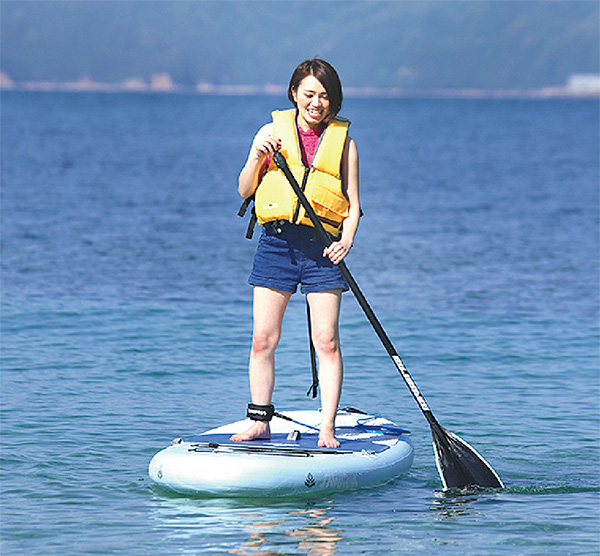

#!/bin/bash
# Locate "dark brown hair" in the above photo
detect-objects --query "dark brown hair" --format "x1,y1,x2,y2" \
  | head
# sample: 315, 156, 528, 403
288, 59, 343, 117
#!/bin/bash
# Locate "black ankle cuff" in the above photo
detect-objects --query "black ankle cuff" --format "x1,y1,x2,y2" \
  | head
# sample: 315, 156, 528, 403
247, 403, 275, 422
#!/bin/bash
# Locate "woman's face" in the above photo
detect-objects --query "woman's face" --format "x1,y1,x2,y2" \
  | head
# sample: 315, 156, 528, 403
292, 74, 331, 130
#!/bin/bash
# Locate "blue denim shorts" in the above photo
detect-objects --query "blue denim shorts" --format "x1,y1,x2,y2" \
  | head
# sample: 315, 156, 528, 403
248, 223, 349, 294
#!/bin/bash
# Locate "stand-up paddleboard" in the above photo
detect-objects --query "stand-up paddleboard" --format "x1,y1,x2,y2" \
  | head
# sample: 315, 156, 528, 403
149, 408, 413, 497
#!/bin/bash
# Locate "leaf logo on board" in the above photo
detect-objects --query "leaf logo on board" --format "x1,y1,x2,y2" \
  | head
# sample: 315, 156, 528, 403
305, 473, 316, 488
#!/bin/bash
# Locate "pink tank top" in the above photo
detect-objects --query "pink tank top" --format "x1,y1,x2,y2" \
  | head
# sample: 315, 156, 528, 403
298, 123, 325, 168
263, 122, 324, 174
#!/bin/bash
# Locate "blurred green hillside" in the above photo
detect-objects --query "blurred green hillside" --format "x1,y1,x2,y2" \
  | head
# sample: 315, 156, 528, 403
1, 0, 598, 90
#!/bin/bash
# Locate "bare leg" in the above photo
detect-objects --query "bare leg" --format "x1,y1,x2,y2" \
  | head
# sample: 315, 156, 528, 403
231, 286, 291, 441
306, 289, 343, 448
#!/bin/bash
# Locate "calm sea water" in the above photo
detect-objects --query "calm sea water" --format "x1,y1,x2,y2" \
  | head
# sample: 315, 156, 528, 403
1, 91, 598, 555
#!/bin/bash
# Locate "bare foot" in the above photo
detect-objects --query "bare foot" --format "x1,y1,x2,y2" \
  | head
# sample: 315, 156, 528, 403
318, 427, 340, 448
230, 421, 270, 442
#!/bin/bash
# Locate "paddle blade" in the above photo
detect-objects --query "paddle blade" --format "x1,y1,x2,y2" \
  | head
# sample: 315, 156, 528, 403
430, 421, 504, 490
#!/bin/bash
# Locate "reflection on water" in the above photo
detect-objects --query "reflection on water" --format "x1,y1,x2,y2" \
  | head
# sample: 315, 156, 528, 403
230, 517, 284, 555
150, 495, 343, 555
286, 507, 343, 556
430, 490, 483, 520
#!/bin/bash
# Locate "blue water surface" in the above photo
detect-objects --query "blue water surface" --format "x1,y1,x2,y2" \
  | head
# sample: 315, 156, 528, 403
1, 91, 599, 555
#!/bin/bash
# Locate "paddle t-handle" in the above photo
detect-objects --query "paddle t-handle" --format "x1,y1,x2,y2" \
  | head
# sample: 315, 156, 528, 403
272, 150, 504, 490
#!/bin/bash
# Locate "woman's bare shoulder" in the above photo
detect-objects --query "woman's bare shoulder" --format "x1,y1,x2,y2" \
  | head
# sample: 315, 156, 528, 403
344, 135, 358, 155
254, 122, 274, 139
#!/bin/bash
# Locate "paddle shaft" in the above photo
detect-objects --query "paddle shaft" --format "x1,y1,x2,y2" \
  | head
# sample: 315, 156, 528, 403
272, 152, 505, 489
273, 152, 436, 426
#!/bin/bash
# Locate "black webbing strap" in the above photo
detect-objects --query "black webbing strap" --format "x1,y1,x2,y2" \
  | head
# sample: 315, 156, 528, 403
237, 196, 252, 217
305, 299, 319, 398
238, 195, 257, 239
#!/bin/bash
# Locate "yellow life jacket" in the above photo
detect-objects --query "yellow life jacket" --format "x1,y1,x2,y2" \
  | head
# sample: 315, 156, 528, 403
254, 109, 350, 235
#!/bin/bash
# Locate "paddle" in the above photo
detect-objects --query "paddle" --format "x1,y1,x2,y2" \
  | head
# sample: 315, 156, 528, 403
273, 151, 504, 490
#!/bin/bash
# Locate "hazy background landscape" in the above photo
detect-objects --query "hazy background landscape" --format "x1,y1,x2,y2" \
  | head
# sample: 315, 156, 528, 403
1, 0, 598, 94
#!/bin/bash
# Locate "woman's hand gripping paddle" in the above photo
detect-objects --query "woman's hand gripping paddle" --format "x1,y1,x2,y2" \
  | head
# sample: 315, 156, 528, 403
273, 151, 503, 490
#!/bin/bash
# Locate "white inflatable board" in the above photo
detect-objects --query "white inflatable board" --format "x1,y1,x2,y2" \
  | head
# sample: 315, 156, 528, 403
149, 408, 413, 497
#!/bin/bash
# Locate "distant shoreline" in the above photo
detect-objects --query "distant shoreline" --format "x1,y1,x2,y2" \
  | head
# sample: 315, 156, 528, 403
1, 78, 598, 100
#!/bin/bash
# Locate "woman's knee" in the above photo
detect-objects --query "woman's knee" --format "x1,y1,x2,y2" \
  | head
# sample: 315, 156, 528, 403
251, 329, 280, 356
312, 331, 340, 359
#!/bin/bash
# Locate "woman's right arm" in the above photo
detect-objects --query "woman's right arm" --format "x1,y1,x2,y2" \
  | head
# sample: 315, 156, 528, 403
238, 123, 281, 199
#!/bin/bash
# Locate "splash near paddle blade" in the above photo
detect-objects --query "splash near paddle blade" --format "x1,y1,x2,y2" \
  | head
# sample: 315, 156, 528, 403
431, 421, 504, 490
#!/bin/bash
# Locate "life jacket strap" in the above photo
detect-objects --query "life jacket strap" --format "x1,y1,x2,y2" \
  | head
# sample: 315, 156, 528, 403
238, 195, 257, 239
247, 403, 275, 422
305, 299, 319, 398
238, 195, 252, 217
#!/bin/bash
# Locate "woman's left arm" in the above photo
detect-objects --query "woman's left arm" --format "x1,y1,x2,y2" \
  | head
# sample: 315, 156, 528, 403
324, 136, 360, 264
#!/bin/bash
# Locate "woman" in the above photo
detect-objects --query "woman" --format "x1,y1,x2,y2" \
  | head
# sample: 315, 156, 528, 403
233, 59, 360, 448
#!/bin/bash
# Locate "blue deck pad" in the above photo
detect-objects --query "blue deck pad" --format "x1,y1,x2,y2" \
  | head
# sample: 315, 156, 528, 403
185, 430, 405, 455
